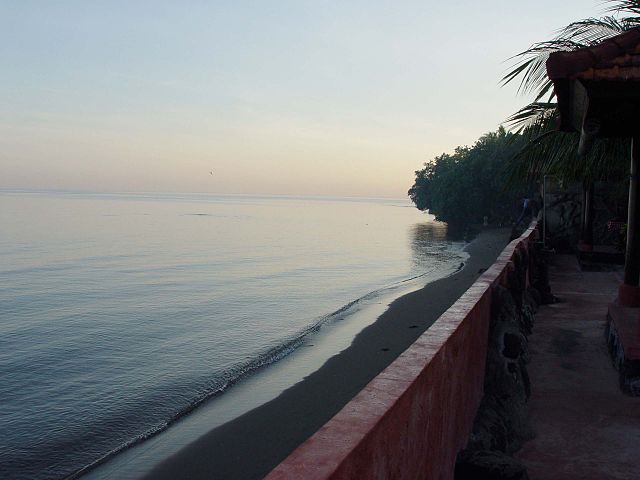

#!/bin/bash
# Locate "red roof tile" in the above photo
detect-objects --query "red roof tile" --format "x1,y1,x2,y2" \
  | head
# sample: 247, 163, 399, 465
547, 28, 640, 81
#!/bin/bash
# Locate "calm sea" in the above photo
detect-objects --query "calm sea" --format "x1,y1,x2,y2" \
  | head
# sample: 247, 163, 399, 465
0, 191, 466, 480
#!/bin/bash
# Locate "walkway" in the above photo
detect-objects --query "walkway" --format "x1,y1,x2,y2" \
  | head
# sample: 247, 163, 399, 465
516, 255, 640, 479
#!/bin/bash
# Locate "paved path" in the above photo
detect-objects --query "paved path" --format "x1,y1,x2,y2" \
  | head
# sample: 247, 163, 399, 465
516, 254, 640, 480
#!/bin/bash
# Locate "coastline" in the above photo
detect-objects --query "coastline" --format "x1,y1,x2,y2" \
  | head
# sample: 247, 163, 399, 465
138, 227, 510, 480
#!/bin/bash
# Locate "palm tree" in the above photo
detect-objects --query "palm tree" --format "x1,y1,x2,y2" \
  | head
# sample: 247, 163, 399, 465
503, 2, 640, 122
502, 3, 640, 180
502, 1, 640, 248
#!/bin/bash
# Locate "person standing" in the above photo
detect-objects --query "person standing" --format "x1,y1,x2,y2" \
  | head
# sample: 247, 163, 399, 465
515, 196, 531, 226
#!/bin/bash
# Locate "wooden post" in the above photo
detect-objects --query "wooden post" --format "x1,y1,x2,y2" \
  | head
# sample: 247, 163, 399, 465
542, 175, 547, 249
579, 181, 594, 251
624, 136, 640, 287
585, 182, 594, 247
581, 185, 587, 238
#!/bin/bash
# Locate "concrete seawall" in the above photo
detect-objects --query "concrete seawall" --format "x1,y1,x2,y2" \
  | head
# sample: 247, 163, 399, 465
266, 224, 539, 480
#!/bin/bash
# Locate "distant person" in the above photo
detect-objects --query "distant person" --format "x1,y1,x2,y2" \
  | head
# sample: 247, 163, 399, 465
515, 196, 531, 226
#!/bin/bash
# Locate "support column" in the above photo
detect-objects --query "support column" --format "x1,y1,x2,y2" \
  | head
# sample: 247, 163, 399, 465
579, 182, 594, 252
619, 136, 640, 306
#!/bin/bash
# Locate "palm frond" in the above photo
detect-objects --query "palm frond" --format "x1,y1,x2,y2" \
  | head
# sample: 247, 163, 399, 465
501, 39, 590, 97
555, 16, 634, 45
507, 114, 629, 185
505, 102, 557, 133
606, 0, 640, 16
502, 16, 632, 99
502, 1, 639, 186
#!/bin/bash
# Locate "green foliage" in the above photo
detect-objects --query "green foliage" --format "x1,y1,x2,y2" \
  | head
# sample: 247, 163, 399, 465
411, 1, 640, 226
506, 108, 630, 185
500, 0, 640, 185
408, 128, 530, 225
501, 1, 640, 105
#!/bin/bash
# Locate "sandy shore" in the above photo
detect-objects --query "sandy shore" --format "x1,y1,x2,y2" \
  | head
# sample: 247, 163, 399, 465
143, 227, 510, 480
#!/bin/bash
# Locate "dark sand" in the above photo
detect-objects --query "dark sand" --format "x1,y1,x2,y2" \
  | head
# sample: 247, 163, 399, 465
144, 227, 510, 480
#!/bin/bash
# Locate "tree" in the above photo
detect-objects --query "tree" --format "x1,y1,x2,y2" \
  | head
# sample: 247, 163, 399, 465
501, 0, 640, 184
408, 128, 529, 225
502, 1, 640, 249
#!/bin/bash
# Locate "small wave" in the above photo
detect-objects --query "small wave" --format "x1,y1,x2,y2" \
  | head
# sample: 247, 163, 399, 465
66, 255, 467, 479
63, 338, 303, 479
64, 337, 309, 479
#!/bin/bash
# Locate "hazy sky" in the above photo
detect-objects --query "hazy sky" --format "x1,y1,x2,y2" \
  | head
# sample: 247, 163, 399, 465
1, 1, 605, 197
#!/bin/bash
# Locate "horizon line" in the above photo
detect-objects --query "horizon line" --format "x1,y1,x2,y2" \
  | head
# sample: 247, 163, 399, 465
0, 187, 410, 202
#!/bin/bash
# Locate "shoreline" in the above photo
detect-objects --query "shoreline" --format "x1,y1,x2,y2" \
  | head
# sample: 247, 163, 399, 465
82, 273, 438, 480
137, 227, 510, 480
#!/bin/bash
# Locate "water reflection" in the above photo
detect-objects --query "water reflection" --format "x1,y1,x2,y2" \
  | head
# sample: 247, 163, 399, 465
409, 220, 461, 270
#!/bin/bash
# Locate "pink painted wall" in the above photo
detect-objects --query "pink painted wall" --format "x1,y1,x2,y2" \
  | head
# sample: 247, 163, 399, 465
266, 225, 538, 480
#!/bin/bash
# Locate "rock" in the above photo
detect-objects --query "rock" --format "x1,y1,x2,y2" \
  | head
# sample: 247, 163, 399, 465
455, 236, 551, 480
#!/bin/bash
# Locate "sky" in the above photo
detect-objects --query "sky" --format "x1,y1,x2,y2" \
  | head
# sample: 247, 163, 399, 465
1, 1, 606, 198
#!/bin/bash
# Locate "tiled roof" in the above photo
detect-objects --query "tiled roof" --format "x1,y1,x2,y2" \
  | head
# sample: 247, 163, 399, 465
546, 28, 640, 136
547, 28, 640, 81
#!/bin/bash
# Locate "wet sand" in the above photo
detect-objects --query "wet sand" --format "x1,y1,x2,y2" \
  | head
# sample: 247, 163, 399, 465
143, 227, 510, 480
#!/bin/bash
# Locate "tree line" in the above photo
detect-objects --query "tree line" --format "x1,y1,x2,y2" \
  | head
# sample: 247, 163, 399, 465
409, 0, 640, 227
408, 127, 530, 226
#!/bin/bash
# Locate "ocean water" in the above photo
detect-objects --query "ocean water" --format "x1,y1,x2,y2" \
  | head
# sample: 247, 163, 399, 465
0, 191, 466, 480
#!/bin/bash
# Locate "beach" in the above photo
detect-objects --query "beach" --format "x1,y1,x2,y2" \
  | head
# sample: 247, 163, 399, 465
142, 227, 510, 480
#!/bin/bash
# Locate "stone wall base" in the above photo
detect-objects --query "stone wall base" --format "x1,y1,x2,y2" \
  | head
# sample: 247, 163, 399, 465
606, 305, 640, 395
